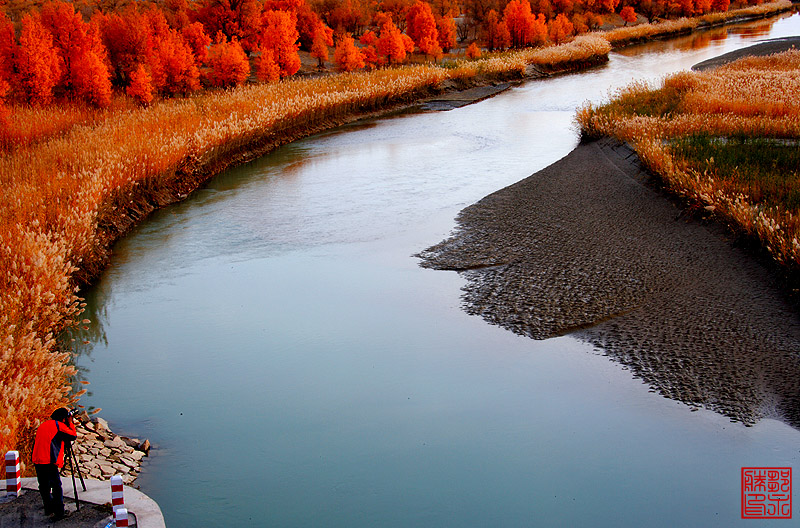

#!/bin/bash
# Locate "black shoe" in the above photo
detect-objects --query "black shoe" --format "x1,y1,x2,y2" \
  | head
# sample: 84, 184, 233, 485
51, 510, 69, 522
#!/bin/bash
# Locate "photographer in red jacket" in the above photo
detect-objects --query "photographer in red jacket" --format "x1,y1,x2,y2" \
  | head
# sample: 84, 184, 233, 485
32, 407, 77, 520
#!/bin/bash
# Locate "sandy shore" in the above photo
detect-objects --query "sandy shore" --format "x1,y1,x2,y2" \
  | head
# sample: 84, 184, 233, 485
418, 137, 800, 428
692, 35, 800, 70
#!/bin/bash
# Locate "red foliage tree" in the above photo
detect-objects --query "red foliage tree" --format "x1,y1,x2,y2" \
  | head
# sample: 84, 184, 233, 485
39, 1, 112, 106
16, 13, 62, 104
358, 30, 379, 68
126, 63, 153, 104
503, 0, 547, 49
484, 9, 510, 51
145, 9, 201, 95
316, 0, 371, 35
94, 8, 150, 86
406, 1, 441, 58
182, 21, 212, 64
547, 12, 573, 44
333, 32, 365, 71
620, 5, 637, 25
259, 9, 301, 78
377, 0, 415, 32
376, 13, 412, 64
310, 21, 334, 67
711, 0, 730, 12
193, 0, 263, 51
255, 47, 281, 81
207, 34, 250, 87
436, 15, 456, 53
0, 13, 17, 104
466, 41, 481, 59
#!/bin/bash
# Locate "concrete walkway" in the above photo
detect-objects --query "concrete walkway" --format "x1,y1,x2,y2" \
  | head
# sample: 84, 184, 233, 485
2, 477, 165, 528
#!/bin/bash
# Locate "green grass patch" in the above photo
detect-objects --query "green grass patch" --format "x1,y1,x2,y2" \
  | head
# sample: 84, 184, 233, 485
605, 84, 684, 117
670, 135, 800, 210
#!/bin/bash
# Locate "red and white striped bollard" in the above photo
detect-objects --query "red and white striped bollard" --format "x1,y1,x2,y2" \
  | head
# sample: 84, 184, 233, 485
4, 451, 21, 496
110, 475, 124, 513
114, 507, 129, 527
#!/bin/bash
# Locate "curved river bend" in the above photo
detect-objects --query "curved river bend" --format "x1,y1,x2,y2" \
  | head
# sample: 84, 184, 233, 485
74, 15, 800, 527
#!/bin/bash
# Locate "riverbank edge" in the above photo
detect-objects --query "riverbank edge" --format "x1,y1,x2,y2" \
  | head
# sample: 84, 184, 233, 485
44, 4, 796, 477
417, 136, 800, 427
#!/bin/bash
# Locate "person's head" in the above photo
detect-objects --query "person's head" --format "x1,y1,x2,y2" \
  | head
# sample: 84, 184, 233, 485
50, 408, 70, 422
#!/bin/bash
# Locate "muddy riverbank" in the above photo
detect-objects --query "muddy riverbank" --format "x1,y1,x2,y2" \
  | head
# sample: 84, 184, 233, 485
417, 137, 800, 428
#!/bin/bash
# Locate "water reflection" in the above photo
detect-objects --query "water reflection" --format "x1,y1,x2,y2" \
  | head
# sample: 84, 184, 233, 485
614, 12, 789, 57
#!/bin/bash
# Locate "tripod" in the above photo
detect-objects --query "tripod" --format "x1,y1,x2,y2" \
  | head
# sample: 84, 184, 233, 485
64, 442, 86, 512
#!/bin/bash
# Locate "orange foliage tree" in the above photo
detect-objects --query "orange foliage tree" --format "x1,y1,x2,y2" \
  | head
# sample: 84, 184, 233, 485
310, 20, 333, 67
15, 12, 62, 104
376, 13, 413, 64
548, 12, 573, 43
484, 9, 510, 51
207, 34, 250, 87
145, 8, 201, 95
333, 32, 365, 71
620, 5, 637, 24
466, 41, 481, 59
504, 0, 547, 48
126, 63, 153, 104
255, 47, 281, 81
39, 0, 112, 106
358, 30, 379, 68
259, 9, 301, 77
182, 21, 212, 63
436, 16, 456, 53
406, 1, 441, 58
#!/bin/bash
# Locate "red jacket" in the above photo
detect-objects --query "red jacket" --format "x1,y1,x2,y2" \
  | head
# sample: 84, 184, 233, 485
32, 419, 77, 467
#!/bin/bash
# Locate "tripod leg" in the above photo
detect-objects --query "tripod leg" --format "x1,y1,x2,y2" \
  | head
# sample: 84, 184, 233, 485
67, 446, 80, 512
70, 444, 87, 492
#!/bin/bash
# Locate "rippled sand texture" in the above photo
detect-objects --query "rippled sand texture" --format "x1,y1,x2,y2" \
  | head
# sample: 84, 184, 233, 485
417, 138, 800, 427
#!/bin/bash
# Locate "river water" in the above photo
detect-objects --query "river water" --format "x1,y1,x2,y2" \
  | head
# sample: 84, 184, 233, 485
72, 14, 800, 527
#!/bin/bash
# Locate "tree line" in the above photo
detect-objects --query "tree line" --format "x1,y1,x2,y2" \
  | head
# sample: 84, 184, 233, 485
0, 0, 747, 107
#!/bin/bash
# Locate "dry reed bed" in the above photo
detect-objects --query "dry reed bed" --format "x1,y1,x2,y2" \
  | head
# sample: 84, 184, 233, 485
1, 0, 794, 457
577, 49, 800, 268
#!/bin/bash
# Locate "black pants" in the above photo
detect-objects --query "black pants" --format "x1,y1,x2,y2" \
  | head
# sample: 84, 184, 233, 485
34, 463, 64, 515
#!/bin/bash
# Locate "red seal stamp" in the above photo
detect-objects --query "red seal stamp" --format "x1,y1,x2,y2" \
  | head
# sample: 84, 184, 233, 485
742, 467, 792, 519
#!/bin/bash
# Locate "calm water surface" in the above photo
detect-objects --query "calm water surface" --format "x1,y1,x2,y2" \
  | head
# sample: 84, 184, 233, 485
73, 15, 800, 527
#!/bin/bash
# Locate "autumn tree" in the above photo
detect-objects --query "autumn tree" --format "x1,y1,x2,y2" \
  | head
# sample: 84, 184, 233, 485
259, 9, 301, 77
620, 5, 637, 25
503, 0, 547, 48
375, 13, 413, 64
0, 13, 17, 104
310, 20, 333, 67
194, 0, 263, 50
311, 0, 369, 35
466, 41, 481, 59
358, 30, 379, 68
333, 32, 365, 71
255, 47, 281, 81
144, 8, 201, 95
126, 63, 153, 104
182, 21, 212, 64
378, 0, 415, 32
406, 1, 441, 58
548, 12, 573, 43
207, 34, 250, 87
40, 1, 112, 106
15, 12, 62, 104
94, 7, 150, 86
436, 15, 456, 53
483, 9, 510, 51
711, 0, 730, 12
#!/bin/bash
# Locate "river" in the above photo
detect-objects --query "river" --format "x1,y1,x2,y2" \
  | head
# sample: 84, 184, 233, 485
72, 14, 800, 527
